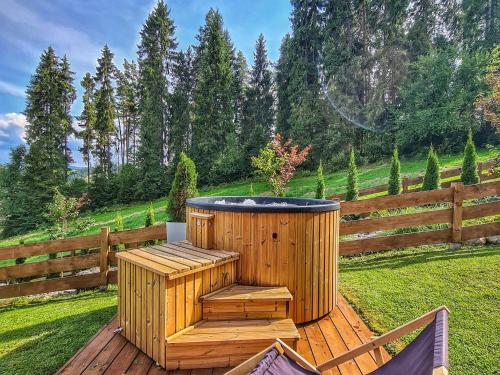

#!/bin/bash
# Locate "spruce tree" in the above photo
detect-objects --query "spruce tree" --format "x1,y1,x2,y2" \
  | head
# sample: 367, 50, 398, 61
460, 129, 480, 185
170, 48, 194, 162
388, 147, 402, 195
287, 0, 326, 165
168, 152, 198, 222
116, 59, 140, 166
77, 73, 96, 182
276, 34, 293, 139
315, 160, 326, 199
59, 55, 77, 179
93, 44, 116, 177
422, 146, 441, 191
191, 9, 235, 184
137, 0, 177, 199
241, 34, 274, 170
345, 149, 359, 201
23, 47, 74, 229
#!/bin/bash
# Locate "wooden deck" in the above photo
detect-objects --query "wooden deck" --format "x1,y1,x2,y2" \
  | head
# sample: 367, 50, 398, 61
57, 295, 389, 375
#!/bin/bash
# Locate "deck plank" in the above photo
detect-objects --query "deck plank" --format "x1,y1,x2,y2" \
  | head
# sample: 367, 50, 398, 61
58, 297, 387, 375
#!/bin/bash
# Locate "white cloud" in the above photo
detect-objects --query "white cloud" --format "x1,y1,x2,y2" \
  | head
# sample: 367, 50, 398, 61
0, 80, 25, 98
0, 112, 27, 143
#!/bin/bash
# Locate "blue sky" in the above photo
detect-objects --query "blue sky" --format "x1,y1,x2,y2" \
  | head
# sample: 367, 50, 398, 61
0, 0, 292, 165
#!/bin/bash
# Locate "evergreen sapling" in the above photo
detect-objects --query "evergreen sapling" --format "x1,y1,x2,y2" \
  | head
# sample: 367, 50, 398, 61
168, 152, 198, 222
460, 129, 480, 185
422, 146, 441, 191
345, 149, 359, 201
388, 147, 402, 195
315, 160, 326, 199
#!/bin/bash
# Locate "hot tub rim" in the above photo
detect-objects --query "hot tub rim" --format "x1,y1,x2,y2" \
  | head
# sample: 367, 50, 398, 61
186, 196, 340, 213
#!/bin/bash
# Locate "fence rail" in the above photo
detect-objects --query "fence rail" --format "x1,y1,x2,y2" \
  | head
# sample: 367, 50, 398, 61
0, 224, 166, 299
330, 159, 498, 201
338, 181, 500, 256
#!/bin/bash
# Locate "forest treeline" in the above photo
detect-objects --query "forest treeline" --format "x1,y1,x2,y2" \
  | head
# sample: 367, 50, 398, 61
0, 0, 498, 237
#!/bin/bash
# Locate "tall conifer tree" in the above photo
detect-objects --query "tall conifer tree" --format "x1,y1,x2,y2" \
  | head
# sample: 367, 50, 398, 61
137, 0, 177, 199
93, 45, 117, 177
78, 73, 96, 181
191, 9, 235, 183
23, 47, 75, 228
241, 34, 274, 168
170, 48, 195, 162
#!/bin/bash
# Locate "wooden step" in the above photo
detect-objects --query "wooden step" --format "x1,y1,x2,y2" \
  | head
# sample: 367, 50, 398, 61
166, 318, 299, 369
201, 284, 293, 320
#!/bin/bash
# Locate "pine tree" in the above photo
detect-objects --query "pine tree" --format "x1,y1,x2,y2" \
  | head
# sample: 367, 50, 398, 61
388, 147, 402, 195
23, 47, 74, 229
287, 0, 327, 166
170, 48, 194, 162
345, 149, 359, 201
232, 50, 248, 133
241, 34, 274, 170
422, 146, 441, 191
191, 9, 235, 184
59, 55, 77, 179
78, 73, 96, 182
137, 0, 177, 199
93, 45, 117, 177
460, 129, 480, 185
276, 34, 293, 138
116, 59, 140, 166
168, 152, 198, 222
315, 160, 326, 199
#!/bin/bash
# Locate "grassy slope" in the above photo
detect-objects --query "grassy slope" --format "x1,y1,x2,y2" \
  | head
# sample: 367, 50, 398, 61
0, 148, 494, 250
0, 287, 117, 375
340, 243, 500, 375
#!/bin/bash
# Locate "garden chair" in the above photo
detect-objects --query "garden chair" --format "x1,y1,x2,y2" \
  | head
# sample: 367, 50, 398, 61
226, 306, 449, 375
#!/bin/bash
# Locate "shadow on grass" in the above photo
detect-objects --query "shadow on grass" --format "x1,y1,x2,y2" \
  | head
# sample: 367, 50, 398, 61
0, 305, 116, 375
341, 245, 499, 272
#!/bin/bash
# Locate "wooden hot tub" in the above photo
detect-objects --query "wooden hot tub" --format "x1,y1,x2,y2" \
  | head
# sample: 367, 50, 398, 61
186, 196, 340, 324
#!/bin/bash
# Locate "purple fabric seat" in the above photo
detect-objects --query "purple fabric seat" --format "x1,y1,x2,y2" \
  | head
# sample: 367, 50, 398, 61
249, 348, 317, 375
247, 310, 448, 375
370, 309, 448, 375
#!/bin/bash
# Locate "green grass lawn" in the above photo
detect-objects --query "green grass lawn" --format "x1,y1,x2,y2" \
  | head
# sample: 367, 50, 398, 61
0, 147, 495, 250
0, 287, 117, 375
1, 244, 497, 374
340, 243, 500, 375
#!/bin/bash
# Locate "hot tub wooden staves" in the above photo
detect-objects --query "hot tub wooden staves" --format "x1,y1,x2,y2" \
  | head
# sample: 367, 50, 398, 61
186, 207, 340, 324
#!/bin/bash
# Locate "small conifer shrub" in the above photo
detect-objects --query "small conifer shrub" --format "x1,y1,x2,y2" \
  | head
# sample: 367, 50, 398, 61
345, 149, 359, 201
388, 147, 402, 195
168, 152, 198, 222
422, 146, 441, 191
145, 203, 155, 228
249, 183, 255, 196
460, 129, 480, 185
315, 160, 326, 199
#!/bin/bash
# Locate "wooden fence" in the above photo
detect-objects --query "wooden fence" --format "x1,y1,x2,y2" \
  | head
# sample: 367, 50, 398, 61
338, 180, 500, 256
330, 159, 498, 201
0, 180, 498, 298
0, 224, 166, 299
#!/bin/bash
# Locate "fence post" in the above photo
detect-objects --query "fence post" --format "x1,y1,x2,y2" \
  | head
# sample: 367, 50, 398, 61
402, 176, 409, 193
451, 182, 464, 243
100, 227, 110, 287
